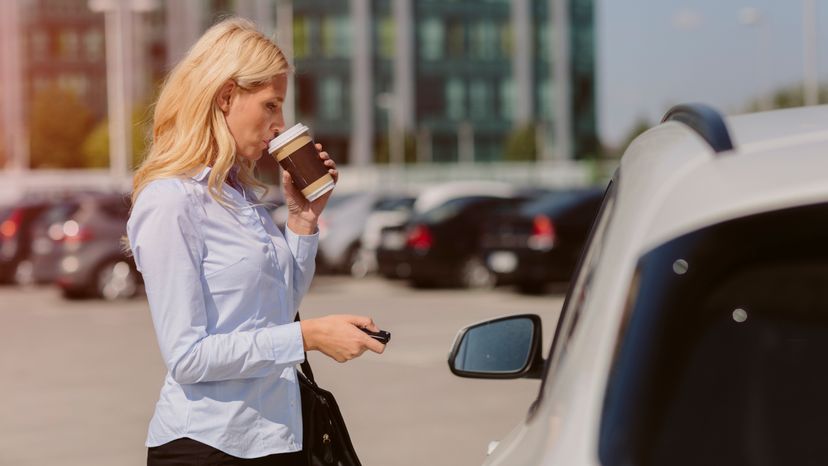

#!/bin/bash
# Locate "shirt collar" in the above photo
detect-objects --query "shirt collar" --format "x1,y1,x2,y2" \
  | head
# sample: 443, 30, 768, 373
190, 166, 211, 182
191, 165, 241, 183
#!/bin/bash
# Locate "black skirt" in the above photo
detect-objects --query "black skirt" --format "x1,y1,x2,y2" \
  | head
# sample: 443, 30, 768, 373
147, 437, 307, 466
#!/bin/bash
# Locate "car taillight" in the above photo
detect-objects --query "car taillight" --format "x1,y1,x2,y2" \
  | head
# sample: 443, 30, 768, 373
0, 210, 23, 239
61, 221, 94, 244
528, 214, 555, 250
63, 228, 94, 244
406, 224, 433, 251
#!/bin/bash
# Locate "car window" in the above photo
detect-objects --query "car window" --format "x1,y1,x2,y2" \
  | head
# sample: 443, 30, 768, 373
373, 197, 416, 212
599, 201, 828, 466
528, 179, 616, 416
520, 190, 587, 216
415, 196, 495, 224
34, 202, 79, 228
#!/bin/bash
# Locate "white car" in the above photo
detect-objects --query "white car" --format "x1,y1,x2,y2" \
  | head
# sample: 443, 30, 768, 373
449, 104, 828, 465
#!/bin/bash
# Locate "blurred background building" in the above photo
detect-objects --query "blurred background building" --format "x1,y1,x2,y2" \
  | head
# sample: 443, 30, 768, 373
0, 0, 596, 181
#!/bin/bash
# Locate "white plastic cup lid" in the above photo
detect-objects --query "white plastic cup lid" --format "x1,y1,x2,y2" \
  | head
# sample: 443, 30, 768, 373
268, 123, 310, 154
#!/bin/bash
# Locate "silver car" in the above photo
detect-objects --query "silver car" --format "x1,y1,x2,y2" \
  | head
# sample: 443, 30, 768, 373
449, 104, 828, 465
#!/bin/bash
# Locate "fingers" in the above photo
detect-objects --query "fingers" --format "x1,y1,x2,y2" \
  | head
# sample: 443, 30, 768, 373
347, 315, 379, 332
365, 338, 386, 355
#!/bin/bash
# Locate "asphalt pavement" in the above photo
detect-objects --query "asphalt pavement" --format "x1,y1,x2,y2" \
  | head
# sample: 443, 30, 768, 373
0, 276, 563, 466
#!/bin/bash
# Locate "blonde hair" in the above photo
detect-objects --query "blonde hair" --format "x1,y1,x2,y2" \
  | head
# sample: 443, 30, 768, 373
131, 17, 290, 206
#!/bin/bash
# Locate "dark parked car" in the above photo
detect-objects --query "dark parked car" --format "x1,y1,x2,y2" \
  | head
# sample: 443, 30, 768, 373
376, 223, 411, 280
52, 192, 142, 300
481, 188, 604, 293
0, 201, 52, 284
27, 198, 83, 285
403, 195, 531, 289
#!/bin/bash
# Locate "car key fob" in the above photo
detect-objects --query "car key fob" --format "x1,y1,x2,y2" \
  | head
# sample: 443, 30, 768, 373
361, 327, 391, 344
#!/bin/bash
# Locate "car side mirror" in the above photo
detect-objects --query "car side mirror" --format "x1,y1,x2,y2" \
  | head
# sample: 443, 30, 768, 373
448, 314, 544, 379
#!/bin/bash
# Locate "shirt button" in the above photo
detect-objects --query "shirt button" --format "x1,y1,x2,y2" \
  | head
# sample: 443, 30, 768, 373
262, 244, 269, 253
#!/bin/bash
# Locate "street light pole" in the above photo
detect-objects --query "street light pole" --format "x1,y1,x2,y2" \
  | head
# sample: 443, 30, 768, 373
89, 0, 157, 188
803, 0, 819, 106
739, 7, 773, 111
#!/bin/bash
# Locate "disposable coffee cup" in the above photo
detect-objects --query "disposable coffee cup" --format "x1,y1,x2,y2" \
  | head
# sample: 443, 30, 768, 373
268, 123, 335, 202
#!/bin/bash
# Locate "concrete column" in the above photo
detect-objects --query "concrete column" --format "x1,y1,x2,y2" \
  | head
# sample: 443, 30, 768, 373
0, 0, 28, 171
165, 0, 203, 69
550, 0, 572, 160
511, 0, 533, 125
236, 0, 274, 36
275, 0, 295, 125
393, 0, 415, 132
350, 0, 373, 166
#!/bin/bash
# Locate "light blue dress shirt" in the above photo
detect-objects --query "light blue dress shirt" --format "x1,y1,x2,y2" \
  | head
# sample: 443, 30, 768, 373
127, 166, 318, 458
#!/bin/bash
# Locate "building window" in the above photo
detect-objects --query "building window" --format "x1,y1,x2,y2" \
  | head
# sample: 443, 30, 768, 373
419, 17, 444, 61
469, 79, 491, 117
469, 20, 497, 60
31, 30, 49, 61
446, 78, 466, 120
376, 16, 395, 59
539, 79, 554, 120
500, 22, 512, 57
320, 15, 350, 58
499, 78, 514, 121
84, 29, 103, 62
336, 16, 351, 58
59, 30, 79, 61
447, 20, 465, 58
321, 77, 343, 120
293, 16, 311, 59
321, 16, 335, 57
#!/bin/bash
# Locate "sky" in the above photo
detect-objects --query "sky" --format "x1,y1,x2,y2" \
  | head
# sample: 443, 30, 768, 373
597, 0, 828, 147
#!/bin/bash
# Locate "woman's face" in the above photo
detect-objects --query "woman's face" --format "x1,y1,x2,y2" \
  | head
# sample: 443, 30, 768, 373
221, 75, 287, 162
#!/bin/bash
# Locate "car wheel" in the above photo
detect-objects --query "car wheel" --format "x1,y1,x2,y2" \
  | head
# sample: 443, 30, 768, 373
459, 257, 496, 289
96, 260, 138, 300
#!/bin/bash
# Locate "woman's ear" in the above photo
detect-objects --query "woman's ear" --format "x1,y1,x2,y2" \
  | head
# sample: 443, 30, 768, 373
216, 80, 236, 113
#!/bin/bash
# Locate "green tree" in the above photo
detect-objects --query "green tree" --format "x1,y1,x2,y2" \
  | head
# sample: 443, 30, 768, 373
504, 124, 537, 161
82, 105, 152, 169
28, 86, 94, 168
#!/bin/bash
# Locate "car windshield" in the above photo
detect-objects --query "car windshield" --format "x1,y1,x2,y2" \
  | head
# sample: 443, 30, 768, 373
600, 201, 828, 466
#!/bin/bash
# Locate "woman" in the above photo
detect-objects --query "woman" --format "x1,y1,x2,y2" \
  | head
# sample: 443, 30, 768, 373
127, 18, 385, 465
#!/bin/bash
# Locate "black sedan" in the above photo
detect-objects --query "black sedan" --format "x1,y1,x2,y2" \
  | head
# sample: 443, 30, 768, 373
403, 195, 530, 289
480, 187, 604, 293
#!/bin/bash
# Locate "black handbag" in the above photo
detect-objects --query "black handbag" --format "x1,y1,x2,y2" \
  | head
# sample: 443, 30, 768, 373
296, 314, 362, 466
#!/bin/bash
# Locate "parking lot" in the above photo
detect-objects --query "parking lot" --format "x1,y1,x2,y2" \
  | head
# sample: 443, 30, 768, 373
0, 276, 563, 466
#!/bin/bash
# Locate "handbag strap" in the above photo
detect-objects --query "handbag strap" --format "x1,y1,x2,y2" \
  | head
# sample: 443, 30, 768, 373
294, 312, 317, 385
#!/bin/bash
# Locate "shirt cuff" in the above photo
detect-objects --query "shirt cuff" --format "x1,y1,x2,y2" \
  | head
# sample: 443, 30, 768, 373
265, 321, 306, 366
284, 225, 319, 263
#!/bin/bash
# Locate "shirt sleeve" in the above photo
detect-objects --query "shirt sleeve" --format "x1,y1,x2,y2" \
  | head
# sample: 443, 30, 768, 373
283, 225, 318, 312
127, 179, 305, 385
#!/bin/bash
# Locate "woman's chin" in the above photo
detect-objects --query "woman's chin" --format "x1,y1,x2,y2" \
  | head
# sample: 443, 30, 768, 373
239, 149, 265, 162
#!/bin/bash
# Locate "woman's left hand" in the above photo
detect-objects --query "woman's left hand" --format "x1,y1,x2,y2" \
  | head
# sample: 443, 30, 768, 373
284, 143, 338, 235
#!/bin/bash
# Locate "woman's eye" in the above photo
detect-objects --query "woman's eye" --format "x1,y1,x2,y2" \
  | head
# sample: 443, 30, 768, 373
266, 103, 277, 111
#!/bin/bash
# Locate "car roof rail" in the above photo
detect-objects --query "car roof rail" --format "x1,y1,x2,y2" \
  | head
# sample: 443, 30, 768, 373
661, 103, 735, 154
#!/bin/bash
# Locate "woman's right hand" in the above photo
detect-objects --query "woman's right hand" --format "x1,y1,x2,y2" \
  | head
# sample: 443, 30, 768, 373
300, 315, 386, 363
